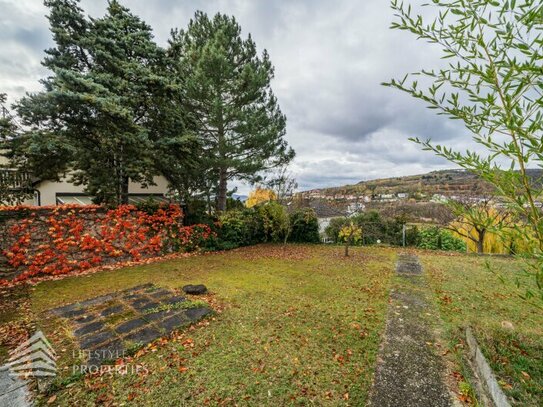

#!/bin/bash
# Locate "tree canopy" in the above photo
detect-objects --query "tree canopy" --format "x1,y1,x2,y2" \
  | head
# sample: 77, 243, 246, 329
169, 12, 294, 211
7, 3, 293, 209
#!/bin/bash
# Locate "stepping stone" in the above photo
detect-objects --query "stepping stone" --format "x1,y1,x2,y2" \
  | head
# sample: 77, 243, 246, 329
163, 295, 186, 306
50, 303, 82, 317
87, 339, 125, 366
148, 289, 173, 299
60, 308, 86, 318
185, 307, 211, 321
80, 330, 115, 350
75, 320, 105, 337
78, 294, 115, 308
143, 309, 177, 322
47, 283, 215, 368
124, 326, 161, 345
101, 304, 125, 317
129, 297, 153, 307
182, 284, 207, 295
154, 312, 190, 332
73, 314, 97, 325
130, 299, 160, 312
396, 254, 422, 274
115, 318, 148, 335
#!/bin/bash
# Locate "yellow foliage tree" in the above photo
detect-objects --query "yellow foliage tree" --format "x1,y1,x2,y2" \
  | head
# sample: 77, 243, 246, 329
448, 199, 535, 254
246, 188, 277, 208
339, 221, 363, 257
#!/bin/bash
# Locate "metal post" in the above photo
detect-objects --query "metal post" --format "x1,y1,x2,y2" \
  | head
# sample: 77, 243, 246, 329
402, 224, 406, 247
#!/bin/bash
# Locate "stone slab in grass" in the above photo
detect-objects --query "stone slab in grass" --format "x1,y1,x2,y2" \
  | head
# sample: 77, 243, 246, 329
115, 318, 148, 335
48, 284, 212, 366
182, 284, 208, 295
154, 312, 190, 332
101, 304, 125, 317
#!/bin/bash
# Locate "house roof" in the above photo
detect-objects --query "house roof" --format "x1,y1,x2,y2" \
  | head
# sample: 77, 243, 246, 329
308, 199, 346, 218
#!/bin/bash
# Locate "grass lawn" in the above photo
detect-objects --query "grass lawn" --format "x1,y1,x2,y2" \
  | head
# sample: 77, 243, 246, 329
422, 253, 543, 406
25, 245, 395, 406
2, 245, 541, 406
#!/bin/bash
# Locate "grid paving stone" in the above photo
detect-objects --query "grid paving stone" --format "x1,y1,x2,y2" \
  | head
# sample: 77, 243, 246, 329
73, 314, 97, 325
74, 320, 105, 336
115, 318, 148, 335
143, 309, 178, 322
124, 326, 162, 345
148, 289, 172, 299
50, 303, 82, 316
101, 304, 125, 317
47, 284, 212, 366
80, 330, 115, 349
185, 307, 212, 321
163, 295, 187, 306
154, 312, 190, 332
122, 284, 154, 294
87, 339, 126, 366
130, 300, 160, 312
60, 308, 86, 318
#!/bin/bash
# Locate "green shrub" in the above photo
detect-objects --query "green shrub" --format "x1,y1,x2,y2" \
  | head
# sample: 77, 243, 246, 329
217, 209, 263, 248
418, 226, 466, 252
325, 211, 416, 246
289, 208, 320, 243
184, 199, 215, 226
257, 201, 289, 243
135, 197, 163, 214
325, 217, 347, 242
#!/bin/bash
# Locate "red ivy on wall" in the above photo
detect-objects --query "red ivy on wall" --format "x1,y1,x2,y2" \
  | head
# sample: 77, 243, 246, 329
0, 204, 213, 285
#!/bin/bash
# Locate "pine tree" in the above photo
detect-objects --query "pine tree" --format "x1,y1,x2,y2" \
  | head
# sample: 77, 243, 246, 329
14, 0, 187, 205
170, 12, 294, 212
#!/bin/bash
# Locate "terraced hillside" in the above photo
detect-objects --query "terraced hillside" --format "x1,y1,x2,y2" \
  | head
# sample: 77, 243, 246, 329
301, 169, 543, 200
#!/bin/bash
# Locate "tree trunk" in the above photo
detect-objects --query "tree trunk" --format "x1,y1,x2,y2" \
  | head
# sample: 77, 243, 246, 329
217, 167, 228, 212
120, 175, 129, 205
476, 229, 485, 254
344, 239, 350, 257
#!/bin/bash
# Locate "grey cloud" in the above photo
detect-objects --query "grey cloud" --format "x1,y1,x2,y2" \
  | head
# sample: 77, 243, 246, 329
1, 0, 470, 193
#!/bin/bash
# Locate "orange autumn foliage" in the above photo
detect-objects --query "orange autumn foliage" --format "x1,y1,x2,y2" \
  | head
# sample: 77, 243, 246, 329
0, 204, 214, 285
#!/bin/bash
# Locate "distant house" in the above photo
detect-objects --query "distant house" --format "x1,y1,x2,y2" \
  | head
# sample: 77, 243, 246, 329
378, 193, 395, 201
430, 194, 448, 204
1, 155, 170, 206
347, 202, 365, 214
306, 199, 346, 234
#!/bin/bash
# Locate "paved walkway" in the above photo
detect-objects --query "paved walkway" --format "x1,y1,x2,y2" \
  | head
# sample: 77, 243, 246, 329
368, 254, 454, 407
50, 284, 211, 366
0, 368, 31, 407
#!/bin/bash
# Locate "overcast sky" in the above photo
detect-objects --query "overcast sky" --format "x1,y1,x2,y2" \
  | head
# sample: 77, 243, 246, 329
0, 0, 477, 193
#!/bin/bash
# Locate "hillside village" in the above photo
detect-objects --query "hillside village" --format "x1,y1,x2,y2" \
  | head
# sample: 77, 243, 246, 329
299, 168, 543, 204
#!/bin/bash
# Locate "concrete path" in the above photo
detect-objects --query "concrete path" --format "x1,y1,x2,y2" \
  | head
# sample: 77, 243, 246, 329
0, 368, 31, 407
368, 254, 455, 407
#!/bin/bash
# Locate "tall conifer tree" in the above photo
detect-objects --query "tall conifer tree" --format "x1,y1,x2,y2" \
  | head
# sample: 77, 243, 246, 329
170, 12, 294, 211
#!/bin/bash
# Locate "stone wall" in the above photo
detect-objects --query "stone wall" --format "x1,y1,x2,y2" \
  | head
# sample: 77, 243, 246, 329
0, 204, 186, 284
